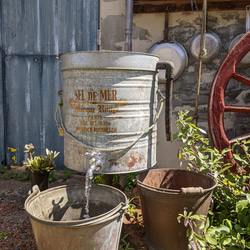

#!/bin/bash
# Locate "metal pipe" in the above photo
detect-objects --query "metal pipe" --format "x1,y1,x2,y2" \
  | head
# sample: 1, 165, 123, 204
124, 0, 133, 51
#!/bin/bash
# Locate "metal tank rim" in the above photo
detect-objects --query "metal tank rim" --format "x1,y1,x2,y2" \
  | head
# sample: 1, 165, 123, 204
61, 50, 160, 72
61, 50, 160, 58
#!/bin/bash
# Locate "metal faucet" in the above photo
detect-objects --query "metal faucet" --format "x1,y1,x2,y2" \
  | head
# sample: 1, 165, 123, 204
86, 152, 103, 179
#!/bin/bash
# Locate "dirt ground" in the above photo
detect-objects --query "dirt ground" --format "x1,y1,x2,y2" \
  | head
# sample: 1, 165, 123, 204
0, 169, 146, 250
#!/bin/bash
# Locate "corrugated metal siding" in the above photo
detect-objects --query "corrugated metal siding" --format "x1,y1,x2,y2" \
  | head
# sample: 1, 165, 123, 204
0, 0, 3, 166
1, 0, 99, 168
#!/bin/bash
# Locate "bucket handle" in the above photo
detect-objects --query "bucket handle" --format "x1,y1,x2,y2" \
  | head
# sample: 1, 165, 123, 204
55, 89, 165, 152
137, 180, 205, 195
31, 185, 40, 196
181, 187, 204, 195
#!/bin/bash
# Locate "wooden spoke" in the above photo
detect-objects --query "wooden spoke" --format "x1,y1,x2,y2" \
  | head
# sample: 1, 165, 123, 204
232, 72, 250, 87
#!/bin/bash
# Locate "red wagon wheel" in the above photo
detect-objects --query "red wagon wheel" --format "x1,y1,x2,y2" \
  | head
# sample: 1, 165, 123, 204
208, 31, 250, 172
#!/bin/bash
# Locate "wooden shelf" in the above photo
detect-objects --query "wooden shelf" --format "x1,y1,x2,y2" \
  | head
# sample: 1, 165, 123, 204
133, 0, 250, 13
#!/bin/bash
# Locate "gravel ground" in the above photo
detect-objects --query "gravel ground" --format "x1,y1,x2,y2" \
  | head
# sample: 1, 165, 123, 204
0, 169, 145, 250
0, 179, 37, 249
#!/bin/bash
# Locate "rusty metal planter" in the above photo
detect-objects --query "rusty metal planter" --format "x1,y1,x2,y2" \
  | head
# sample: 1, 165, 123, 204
136, 168, 217, 250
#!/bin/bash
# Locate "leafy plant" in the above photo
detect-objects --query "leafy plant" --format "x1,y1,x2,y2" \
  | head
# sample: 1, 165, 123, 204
126, 197, 141, 222
93, 173, 138, 191
16, 170, 31, 181
23, 143, 60, 173
63, 169, 73, 180
49, 171, 59, 183
113, 174, 124, 188
0, 232, 10, 240
0, 166, 31, 181
174, 110, 250, 250
177, 210, 207, 250
119, 232, 134, 250
124, 173, 138, 193
93, 174, 105, 184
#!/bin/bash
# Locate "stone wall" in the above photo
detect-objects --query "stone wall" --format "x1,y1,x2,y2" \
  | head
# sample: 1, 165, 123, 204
100, 1, 250, 168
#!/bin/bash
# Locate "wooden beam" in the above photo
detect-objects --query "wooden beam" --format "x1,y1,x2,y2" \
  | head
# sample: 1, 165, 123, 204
133, 1, 250, 13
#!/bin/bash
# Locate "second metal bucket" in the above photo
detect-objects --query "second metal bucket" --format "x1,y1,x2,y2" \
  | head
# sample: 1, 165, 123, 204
59, 51, 162, 174
136, 169, 217, 250
25, 184, 128, 250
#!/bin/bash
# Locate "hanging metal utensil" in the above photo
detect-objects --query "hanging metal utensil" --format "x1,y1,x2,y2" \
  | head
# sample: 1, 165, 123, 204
228, 5, 250, 64
148, 10, 188, 82
189, 8, 221, 63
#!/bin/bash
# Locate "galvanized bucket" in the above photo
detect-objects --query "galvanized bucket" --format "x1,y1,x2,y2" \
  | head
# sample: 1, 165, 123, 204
136, 169, 217, 250
25, 184, 128, 250
58, 51, 164, 174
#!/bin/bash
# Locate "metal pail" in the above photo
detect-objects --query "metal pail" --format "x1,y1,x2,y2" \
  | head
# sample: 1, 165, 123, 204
25, 184, 128, 250
136, 169, 217, 250
59, 51, 162, 174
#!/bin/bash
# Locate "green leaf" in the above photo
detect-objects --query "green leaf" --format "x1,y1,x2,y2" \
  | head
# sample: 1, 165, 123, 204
0, 232, 10, 240
185, 116, 192, 121
223, 219, 232, 230
217, 225, 231, 234
220, 236, 231, 246
221, 148, 232, 154
236, 200, 248, 213
246, 193, 250, 204
246, 241, 250, 249
172, 132, 179, 141
205, 233, 217, 245
247, 223, 250, 235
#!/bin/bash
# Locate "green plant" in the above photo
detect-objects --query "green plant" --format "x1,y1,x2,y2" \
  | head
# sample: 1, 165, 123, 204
63, 169, 73, 180
16, 170, 31, 181
0, 166, 8, 174
177, 210, 207, 250
0, 232, 10, 240
92, 173, 138, 191
124, 173, 138, 193
126, 197, 140, 222
49, 171, 59, 183
0, 166, 31, 181
112, 174, 123, 188
119, 232, 134, 250
93, 174, 105, 184
23, 143, 60, 173
174, 110, 250, 250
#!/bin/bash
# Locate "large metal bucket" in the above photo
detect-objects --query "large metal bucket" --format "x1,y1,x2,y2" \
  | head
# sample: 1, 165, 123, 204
25, 184, 128, 250
136, 169, 217, 250
59, 51, 162, 174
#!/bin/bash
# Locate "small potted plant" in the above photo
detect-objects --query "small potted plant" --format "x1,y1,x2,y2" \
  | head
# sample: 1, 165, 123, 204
23, 143, 60, 191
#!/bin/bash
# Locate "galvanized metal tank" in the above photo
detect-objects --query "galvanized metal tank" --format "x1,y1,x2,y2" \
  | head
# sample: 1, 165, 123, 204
60, 51, 161, 174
